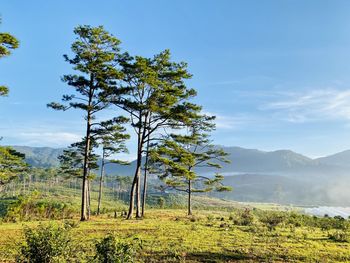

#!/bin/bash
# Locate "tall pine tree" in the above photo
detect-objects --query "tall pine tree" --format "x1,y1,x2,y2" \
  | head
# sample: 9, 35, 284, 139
48, 25, 124, 221
115, 50, 200, 219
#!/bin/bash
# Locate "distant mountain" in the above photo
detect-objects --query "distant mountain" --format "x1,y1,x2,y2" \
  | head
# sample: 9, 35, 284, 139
8, 145, 350, 205
316, 150, 350, 167
11, 146, 63, 168
202, 147, 316, 174
104, 147, 318, 176
9, 145, 349, 176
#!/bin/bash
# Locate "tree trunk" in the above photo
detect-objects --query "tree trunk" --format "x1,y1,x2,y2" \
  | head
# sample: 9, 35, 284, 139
97, 148, 105, 215
81, 99, 92, 221
136, 174, 141, 218
127, 165, 140, 219
127, 144, 142, 219
87, 179, 91, 220
141, 134, 150, 217
127, 118, 145, 219
188, 179, 192, 216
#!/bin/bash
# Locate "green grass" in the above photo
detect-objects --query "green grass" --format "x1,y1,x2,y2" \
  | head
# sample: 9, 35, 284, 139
1, 182, 350, 262
1, 209, 350, 262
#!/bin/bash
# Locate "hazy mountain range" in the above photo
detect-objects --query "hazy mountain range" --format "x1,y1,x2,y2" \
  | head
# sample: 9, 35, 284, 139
12, 145, 350, 176
10, 145, 350, 206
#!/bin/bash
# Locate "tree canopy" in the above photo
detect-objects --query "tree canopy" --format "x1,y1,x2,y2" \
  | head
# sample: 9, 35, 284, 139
0, 146, 27, 185
0, 18, 19, 97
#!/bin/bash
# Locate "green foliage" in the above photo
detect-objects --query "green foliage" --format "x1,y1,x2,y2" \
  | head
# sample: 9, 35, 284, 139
16, 222, 82, 263
150, 113, 231, 215
328, 230, 350, 242
4, 191, 74, 222
48, 25, 126, 220
58, 139, 99, 179
0, 18, 19, 96
157, 196, 165, 209
0, 146, 28, 185
94, 233, 141, 263
258, 211, 286, 231
115, 48, 201, 218
230, 208, 255, 226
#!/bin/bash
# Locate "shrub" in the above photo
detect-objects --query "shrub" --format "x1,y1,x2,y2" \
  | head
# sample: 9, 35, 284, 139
16, 221, 82, 263
94, 233, 142, 263
328, 230, 349, 242
158, 197, 165, 209
231, 209, 254, 226
285, 212, 305, 227
259, 212, 285, 231
4, 192, 74, 222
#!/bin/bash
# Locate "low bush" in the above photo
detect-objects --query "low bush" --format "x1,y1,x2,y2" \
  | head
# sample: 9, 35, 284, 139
328, 230, 350, 243
94, 233, 142, 263
4, 191, 74, 222
16, 221, 82, 263
230, 208, 255, 226
259, 211, 285, 231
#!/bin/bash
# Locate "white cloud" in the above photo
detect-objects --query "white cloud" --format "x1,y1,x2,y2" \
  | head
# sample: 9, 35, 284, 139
17, 132, 82, 147
204, 111, 257, 130
263, 88, 350, 123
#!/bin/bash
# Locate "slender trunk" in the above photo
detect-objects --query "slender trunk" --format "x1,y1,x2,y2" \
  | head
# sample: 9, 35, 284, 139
141, 133, 150, 217
188, 179, 192, 216
127, 140, 142, 219
136, 173, 141, 218
23, 177, 25, 194
97, 148, 105, 215
87, 179, 91, 219
81, 123, 90, 222
127, 165, 141, 219
81, 80, 93, 221
127, 115, 145, 219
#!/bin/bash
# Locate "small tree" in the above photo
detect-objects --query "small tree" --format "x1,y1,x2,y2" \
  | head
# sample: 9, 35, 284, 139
0, 146, 27, 186
93, 117, 130, 215
150, 114, 232, 215
0, 17, 19, 96
58, 139, 99, 219
48, 25, 124, 221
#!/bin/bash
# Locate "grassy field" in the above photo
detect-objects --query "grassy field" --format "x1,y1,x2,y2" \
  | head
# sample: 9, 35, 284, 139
0, 209, 350, 262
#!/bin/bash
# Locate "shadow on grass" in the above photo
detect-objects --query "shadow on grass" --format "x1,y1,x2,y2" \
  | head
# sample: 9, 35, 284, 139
144, 251, 257, 262
187, 251, 256, 262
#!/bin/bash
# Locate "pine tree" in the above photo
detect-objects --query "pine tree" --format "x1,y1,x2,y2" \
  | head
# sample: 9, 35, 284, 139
0, 17, 19, 97
0, 146, 28, 186
150, 114, 232, 215
0, 19, 23, 187
115, 50, 199, 219
48, 25, 124, 221
58, 139, 99, 219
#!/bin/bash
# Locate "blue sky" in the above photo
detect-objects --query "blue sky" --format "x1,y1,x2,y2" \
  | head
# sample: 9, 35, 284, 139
1, 0, 350, 158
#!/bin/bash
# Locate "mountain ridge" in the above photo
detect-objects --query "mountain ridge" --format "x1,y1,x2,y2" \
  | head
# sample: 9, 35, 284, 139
6, 145, 349, 176
6, 145, 350, 205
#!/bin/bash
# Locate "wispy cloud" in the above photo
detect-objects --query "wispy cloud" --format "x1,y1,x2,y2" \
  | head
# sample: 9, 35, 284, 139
263, 88, 350, 123
16, 132, 81, 147
0, 120, 84, 148
204, 111, 259, 130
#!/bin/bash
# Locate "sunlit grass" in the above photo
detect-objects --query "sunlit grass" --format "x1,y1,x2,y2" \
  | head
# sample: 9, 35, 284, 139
0, 209, 350, 262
